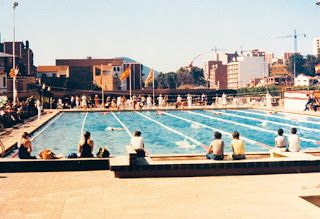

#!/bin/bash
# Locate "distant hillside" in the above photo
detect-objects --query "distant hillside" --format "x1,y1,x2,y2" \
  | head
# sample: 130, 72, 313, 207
118, 57, 159, 80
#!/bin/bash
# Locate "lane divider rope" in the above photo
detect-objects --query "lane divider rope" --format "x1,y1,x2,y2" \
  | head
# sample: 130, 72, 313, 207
163, 111, 271, 150
136, 112, 208, 150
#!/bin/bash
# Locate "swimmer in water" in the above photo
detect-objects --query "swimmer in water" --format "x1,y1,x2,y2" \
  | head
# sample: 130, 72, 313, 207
260, 121, 268, 126
105, 127, 125, 131
156, 111, 164, 115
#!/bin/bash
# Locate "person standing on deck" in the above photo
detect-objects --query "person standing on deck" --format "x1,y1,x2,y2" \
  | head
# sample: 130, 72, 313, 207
146, 95, 152, 108
117, 96, 122, 109
70, 96, 75, 108
158, 94, 163, 108
36, 98, 41, 120
75, 96, 80, 108
222, 93, 227, 108
81, 94, 87, 109
201, 93, 206, 105
187, 94, 192, 107
94, 95, 99, 108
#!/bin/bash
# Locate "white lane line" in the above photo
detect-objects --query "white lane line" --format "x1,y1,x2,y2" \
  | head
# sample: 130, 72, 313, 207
230, 109, 320, 126
278, 111, 320, 122
215, 111, 317, 132
80, 112, 88, 138
189, 111, 319, 144
30, 113, 64, 141
163, 111, 271, 150
111, 112, 133, 138
136, 112, 208, 150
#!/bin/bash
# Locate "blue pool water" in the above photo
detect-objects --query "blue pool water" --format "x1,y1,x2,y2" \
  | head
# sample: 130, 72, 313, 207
30, 110, 320, 156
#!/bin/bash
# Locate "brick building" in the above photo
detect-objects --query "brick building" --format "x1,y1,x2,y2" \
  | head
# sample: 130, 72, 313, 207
0, 41, 35, 75
203, 61, 227, 89
53, 58, 143, 91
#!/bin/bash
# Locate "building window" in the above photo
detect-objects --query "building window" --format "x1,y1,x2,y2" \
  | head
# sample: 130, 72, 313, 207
3, 77, 5, 87
113, 67, 116, 72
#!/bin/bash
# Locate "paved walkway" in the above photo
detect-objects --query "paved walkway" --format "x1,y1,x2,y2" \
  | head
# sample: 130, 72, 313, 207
0, 171, 320, 219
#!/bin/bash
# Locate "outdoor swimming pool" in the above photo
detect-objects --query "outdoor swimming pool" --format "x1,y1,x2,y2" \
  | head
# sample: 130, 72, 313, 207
29, 109, 320, 156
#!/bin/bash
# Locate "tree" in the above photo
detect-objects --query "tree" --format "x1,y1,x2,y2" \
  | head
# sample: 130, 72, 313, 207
288, 54, 306, 76
191, 67, 206, 86
176, 67, 194, 87
165, 72, 177, 89
304, 55, 319, 77
155, 73, 167, 89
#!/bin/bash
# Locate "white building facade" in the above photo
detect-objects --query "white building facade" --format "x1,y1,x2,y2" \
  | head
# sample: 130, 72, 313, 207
294, 74, 313, 87
227, 56, 269, 89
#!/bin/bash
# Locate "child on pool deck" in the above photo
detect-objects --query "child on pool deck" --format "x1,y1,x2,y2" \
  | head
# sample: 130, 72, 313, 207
206, 131, 224, 160
274, 128, 287, 152
231, 131, 246, 160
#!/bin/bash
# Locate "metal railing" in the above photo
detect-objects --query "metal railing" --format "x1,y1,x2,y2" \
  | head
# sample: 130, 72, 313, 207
0, 140, 5, 158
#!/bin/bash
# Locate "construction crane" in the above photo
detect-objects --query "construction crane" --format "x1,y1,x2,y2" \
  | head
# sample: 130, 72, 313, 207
187, 47, 224, 68
278, 29, 306, 77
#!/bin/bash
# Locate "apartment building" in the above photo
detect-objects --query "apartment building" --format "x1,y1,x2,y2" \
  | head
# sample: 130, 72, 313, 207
203, 60, 227, 89
227, 56, 269, 89
313, 37, 320, 57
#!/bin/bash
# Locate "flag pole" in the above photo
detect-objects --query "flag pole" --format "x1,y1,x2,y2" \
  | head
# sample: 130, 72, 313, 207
152, 68, 155, 106
129, 64, 132, 101
101, 64, 104, 108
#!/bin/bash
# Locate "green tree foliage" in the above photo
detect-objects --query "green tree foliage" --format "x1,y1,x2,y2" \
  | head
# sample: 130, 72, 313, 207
237, 86, 280, 96
288, 54, 320, 76
191, 67, 206, 86
155, 67, 206, 89
155, 72, 167, 89
176, 67, 194, 87
287, 54, 305, 75
305, 55, 319, 76
165, 72, 177, 89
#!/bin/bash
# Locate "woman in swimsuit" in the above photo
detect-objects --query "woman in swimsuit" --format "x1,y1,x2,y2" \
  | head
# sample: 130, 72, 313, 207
18, 132, 36, 159
78, 131, 94, 158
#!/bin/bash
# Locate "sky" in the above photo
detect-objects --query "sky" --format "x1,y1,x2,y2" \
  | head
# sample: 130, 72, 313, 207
0, 0, 319, 72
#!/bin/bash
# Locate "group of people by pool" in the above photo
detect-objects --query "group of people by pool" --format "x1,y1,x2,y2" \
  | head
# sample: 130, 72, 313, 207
304, 93, 320, 112
17, 130, 146, 159
17, 125, 301, 160
205, 127, 301, 160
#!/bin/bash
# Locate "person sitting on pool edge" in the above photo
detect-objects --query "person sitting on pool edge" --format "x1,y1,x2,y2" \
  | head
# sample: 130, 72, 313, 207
78, 131, 94, 158
130, 130, 146, 157
274, 128, 287, 152
18, 132, 36, 159
206, 131, 224, 160
231, 131, 246, 160
288, 128, 301, 152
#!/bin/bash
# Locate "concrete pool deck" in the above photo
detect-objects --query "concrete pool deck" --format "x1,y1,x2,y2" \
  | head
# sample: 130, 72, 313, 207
0, 171, 320, 218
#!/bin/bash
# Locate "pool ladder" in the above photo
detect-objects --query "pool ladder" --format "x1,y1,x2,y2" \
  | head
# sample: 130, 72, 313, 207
0, 140, 5, 157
